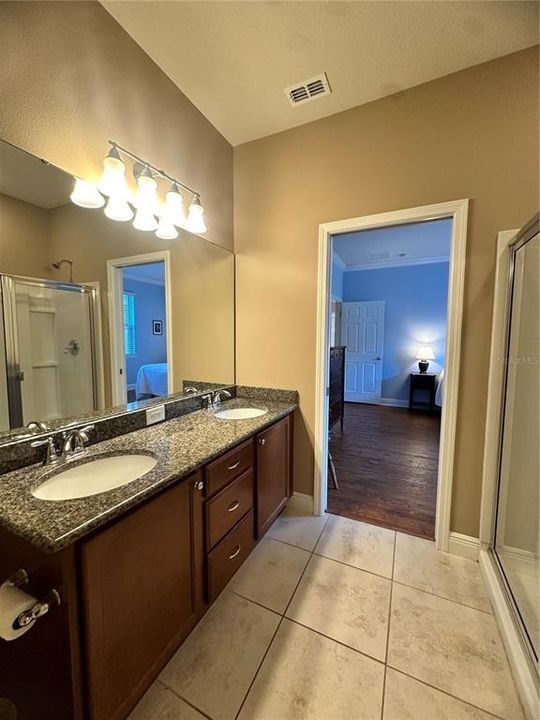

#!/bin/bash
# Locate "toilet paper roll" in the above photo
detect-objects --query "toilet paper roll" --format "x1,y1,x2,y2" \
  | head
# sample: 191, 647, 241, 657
0, 581, 37, 641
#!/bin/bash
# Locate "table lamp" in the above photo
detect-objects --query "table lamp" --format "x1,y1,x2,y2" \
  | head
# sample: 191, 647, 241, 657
416, 345, 435, 373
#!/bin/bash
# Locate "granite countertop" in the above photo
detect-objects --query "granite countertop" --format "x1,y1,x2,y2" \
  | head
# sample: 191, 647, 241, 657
0, 397, 296, 552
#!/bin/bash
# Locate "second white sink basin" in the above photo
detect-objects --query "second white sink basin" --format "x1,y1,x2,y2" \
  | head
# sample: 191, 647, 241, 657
214, 407, 268, 420
32, 454, 157, 501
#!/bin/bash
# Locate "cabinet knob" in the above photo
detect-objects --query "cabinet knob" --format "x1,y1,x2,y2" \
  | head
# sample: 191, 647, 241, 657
258, 438, 266, 446
195, 480, 204, 491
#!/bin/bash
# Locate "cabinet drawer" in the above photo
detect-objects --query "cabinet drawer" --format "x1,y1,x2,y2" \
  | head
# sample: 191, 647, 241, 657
206, 469, 254, 550
206, 439, 254, 497
207, 509, 255, 601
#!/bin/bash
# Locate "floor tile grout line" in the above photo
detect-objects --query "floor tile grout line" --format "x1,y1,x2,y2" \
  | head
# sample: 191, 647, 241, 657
284, 616, 386, 667
311, 548, 393, 581
390, 578, 494, 615
380, 533, 397, 719
233, 615, 285, 720
385, 666, 511, 720
232, 511, 329, 720
157, 678, 214, 720
226, 587, 284, 617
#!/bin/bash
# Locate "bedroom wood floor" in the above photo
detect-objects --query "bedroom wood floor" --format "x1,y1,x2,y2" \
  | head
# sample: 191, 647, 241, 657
328, 403, 440, 539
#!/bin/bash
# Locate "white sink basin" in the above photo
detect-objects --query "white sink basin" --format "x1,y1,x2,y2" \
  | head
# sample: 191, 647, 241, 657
214, 407, 267, 420
32, 454, 157, 501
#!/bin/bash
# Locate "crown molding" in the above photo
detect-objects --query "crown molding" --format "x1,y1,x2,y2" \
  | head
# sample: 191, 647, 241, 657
331, 252, 347, 271
342, 255, 450, 272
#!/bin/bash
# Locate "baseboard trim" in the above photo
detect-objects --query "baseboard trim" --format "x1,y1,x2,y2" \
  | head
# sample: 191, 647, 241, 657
377, 398, 409, 408
448, 532, 479, 561
291, 492, 314, 514
479, 549, 538, 720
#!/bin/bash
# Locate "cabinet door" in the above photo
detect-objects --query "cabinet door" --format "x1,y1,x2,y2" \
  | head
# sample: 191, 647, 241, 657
82, 472, 205, 720
256, 415, 292, 537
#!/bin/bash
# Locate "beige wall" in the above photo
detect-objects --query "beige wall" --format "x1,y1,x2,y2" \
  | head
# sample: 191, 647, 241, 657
0, 194, 52, 279
235, 47, 539, 536
0, 1, 233, 252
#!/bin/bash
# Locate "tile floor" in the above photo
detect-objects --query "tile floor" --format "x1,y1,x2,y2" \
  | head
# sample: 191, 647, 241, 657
128, 501, 525, 720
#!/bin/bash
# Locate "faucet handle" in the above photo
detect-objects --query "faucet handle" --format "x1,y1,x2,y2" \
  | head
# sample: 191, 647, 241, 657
78, 424, 95, 442
30, 436, 59, 465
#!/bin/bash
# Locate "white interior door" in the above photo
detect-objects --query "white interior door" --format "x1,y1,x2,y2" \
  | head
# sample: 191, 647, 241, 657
341, 301, 385, 403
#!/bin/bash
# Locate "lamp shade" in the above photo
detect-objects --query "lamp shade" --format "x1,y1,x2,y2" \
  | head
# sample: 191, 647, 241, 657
98, 146, 129, 198
416, 345, 435, 361
70, 178, 104, 209
185, 195, 207, 234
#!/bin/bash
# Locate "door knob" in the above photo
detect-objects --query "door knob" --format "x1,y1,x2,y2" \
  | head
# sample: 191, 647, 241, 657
375, 356, 381, 361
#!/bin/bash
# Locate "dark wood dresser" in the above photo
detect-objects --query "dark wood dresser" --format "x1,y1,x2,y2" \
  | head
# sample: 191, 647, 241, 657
329, 346, 346, 431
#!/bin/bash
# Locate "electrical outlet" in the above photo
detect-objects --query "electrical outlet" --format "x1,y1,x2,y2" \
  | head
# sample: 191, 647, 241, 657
146, 404, 165, 426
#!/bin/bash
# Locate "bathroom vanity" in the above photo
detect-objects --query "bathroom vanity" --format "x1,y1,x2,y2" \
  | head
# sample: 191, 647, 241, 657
0, 395, 295, 720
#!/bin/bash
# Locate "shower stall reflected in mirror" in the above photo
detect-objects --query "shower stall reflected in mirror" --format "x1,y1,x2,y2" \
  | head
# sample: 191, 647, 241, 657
0, 274, 100, 433
491, 216, 539, 677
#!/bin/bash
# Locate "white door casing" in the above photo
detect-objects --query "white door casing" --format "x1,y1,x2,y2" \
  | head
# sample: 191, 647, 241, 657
341, 301, 385, 403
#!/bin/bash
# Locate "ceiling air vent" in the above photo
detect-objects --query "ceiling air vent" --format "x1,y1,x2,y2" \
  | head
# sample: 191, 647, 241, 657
285, 73, 331, 107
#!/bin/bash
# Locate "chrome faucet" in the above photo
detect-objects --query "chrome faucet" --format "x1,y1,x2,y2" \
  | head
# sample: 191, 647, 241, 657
61, 425, 94, 460
184, 386, 199, 395
212, 390, 232, 409
30, 436, 60, 466
26, 420, 49, 434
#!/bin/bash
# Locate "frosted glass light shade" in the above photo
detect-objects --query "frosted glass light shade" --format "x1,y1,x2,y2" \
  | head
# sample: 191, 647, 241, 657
185, 196, 207, 234
416, 345, 435, 361
156, 217, 178, 240
164, 184, 186, 227
70, 178, 104, 208
98, 149, 129, 198
104, 195, 133, 222
133, 169, 158, 213
133, 206, 158, 232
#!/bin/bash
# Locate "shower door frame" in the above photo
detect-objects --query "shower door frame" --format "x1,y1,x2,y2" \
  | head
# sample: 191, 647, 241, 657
479, 214, 539, 720
0, 273, 101, 429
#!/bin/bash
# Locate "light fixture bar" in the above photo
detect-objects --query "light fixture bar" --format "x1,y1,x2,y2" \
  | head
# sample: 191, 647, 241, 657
108, 140, 199, 198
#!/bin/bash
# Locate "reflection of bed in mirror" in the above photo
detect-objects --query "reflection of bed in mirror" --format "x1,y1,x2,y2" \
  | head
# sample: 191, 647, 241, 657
135, 363, 168, 399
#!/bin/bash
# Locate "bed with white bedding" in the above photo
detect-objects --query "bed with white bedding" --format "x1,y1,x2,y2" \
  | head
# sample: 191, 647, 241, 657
135, 363, 168, 398
435, 369, 445, 407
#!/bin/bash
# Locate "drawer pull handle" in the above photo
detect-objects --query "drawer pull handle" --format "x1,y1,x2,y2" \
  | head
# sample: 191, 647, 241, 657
228, 545, 241, 560
228, 500, 240, 513
227, 461, 240, 471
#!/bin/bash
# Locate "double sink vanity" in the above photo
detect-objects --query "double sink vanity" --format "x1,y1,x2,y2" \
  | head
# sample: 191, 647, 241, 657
0, 388, 297, 720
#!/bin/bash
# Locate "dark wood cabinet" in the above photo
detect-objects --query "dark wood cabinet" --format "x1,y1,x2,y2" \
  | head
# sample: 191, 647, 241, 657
0, 412, 293, 720
408, 372, 438, 412
81, 471, 205, 720
329, 346, 345, 431
255, 416, 292, 538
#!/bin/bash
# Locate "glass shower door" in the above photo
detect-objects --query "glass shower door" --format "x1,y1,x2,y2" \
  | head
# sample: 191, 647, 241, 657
1, 276, 97, 429
494, 223, 539, 662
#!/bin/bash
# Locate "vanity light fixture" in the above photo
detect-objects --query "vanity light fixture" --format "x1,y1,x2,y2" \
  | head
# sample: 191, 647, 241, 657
69, 141, 207, 239
70, 178, 105, 209
185, 195, 207, 234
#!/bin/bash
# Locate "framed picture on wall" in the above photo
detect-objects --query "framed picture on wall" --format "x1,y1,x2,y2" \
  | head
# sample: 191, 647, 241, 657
152, 320, 163, 336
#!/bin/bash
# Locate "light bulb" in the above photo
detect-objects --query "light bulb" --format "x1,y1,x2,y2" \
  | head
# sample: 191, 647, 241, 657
185, 195, 207, 234
156, 217, 178, 240
133, 206, 158, 232
70, 178, 104, 208
133, 166, 158, 213
164, 182, 186, 227
104, 195, 133, 222
98, 146, 129, 198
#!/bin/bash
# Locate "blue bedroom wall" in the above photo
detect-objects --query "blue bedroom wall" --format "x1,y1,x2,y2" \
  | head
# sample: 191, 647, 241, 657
342, 262, 449, 402
122, 277, 167, 386
331, 254, 344, 301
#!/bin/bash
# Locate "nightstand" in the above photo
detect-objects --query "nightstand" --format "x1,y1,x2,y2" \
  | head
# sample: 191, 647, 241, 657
409, 372, 438, 412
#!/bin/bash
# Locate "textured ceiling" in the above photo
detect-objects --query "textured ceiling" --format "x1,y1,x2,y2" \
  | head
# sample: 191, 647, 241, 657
102, 1, 538, 145
333, 219, 452, 270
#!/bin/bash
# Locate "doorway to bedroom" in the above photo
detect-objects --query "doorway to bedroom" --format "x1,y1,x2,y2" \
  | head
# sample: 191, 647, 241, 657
327, 218, 452, 540
107, 251, 172, 406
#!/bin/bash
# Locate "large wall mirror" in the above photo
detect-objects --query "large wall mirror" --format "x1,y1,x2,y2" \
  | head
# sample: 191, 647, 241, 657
0, 139, 235, 440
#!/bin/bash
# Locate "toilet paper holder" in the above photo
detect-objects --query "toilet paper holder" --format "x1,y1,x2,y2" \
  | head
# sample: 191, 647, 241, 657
5, 568, 61, 630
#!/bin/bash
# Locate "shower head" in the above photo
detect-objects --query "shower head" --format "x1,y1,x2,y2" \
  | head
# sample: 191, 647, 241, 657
51, 259, 74, 283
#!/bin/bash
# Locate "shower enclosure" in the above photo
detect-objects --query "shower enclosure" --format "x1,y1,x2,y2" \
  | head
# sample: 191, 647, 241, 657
0, 274, 100, 432
481, 213, 539, 720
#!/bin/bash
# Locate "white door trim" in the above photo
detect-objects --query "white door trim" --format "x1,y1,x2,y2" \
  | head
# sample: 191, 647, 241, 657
314, 199, 469, 552
107, 250, 173, 406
